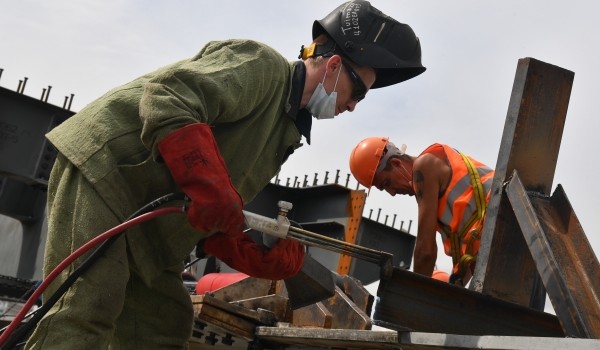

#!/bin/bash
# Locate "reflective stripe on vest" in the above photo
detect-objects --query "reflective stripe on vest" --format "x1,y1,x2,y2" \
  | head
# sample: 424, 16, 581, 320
440, 166, 493, 233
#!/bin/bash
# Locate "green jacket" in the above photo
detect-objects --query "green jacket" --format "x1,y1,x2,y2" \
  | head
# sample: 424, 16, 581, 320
46, 39, 304, 282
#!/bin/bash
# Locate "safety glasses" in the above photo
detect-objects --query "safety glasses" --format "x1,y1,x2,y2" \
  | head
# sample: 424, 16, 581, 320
342, 59, 368, 102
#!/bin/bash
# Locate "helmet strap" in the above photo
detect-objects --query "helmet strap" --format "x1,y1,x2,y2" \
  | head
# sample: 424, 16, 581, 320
298, 40, 337, 60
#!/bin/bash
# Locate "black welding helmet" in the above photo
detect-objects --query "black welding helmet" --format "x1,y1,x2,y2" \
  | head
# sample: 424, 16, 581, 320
311, 0, 426, 88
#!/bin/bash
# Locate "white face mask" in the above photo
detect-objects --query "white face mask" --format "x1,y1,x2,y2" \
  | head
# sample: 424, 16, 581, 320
306, 65, 342, 120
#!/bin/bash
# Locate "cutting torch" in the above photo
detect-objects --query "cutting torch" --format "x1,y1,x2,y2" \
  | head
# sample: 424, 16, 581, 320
243, 201, 394, 278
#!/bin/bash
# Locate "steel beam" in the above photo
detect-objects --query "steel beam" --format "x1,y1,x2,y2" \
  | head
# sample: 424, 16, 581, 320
375, 267, 564, 337
506, 171, 600, 338
397, 332, 600, 350
283, 254, 335, 309
471, 58, 574, 308
349, 217, 415, 285
254, 328, 600, 350
255, 328, 399, 350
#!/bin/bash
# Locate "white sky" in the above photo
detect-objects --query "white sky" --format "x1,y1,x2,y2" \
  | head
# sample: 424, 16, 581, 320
2, 1, 599, 294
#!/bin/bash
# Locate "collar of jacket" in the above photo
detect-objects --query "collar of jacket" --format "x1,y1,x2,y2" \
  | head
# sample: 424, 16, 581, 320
287, 60, 312, 145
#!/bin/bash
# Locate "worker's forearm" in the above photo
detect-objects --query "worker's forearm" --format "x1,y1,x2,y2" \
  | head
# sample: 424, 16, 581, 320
413, 252, 436, 276
413, 225, 438, 277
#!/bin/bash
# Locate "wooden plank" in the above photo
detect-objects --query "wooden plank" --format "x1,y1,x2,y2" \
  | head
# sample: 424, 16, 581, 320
191, 294, 276, 325
190, 320, 248, 349
193, 302, 256, 341
506, 172, 600, 338
470, 57, 574, 308
234, 294, 290, 321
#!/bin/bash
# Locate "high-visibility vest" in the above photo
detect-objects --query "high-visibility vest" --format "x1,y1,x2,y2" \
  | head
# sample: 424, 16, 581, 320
421, 144, 494, 277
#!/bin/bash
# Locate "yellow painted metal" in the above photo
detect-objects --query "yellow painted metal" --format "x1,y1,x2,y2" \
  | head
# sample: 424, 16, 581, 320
337, 190, 366, 275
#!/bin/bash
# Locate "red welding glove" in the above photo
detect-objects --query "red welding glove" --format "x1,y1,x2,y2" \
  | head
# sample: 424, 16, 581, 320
158, 123, 244, 236
202, 232, 305, 280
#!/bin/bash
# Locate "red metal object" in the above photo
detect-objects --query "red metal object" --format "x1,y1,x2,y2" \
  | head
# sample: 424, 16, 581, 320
196, 272, 249, 295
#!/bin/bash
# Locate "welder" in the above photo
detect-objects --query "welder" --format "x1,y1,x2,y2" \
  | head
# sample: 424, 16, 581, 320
25, 1, 425, 348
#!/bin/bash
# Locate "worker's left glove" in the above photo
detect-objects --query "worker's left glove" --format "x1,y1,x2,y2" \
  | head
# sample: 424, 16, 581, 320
202, 232, 305, 280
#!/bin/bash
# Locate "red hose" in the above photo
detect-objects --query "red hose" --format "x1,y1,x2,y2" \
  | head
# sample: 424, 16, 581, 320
0, 206, 183, 347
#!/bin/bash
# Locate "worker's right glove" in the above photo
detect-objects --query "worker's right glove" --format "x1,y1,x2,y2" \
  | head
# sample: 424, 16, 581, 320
158, 123, 244, 236
202, 231, 305, 280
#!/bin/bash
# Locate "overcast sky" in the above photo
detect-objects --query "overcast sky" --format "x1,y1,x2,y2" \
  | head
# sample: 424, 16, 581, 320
2, 1, 599, 296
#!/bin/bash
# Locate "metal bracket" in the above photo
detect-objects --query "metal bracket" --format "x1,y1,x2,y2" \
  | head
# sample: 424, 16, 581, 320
506, 170, 600, 338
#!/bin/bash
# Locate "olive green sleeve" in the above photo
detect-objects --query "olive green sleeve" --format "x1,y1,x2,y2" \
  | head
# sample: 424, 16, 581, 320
139, 39, 287, 160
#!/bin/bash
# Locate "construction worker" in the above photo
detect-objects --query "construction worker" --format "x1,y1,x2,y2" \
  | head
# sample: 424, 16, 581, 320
24, 2, 425, 349
349, 138, 494, 287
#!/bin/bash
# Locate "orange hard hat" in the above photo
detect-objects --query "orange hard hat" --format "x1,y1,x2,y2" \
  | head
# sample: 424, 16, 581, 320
432, 270, 450, 283
349, 136, 389, 188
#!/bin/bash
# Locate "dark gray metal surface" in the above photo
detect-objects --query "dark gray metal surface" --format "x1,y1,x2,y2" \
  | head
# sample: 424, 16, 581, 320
255, 328, 600, 350
396, 332, 600, 350
245, 183, 353, 223
299, 222, 346, 272
283, 254, 335, 310
0, 85, 73, 279
375, 267, 564, 337
0, 86, 73, 186
471, 58, 574, 308
255, 328, 399, 350
350, 218, 415, 284
506, 172, 600, 338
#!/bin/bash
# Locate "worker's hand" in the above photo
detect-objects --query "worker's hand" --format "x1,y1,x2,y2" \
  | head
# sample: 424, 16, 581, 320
158, 123, 244, 236
449, 274, 464, 287
202, 231, 305, 280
